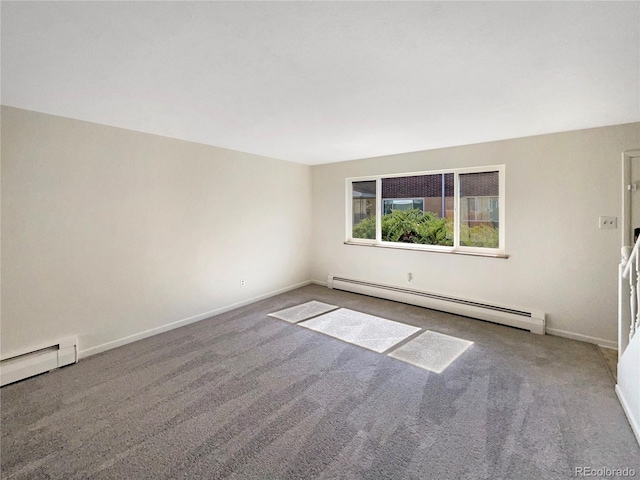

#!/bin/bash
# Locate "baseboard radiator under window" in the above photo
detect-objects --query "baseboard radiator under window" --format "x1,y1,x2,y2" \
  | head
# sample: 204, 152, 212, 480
327, 275, 545, 335
1, 338, 78, 387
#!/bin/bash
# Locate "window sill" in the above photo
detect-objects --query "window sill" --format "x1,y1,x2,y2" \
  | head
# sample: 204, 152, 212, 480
343, 241, 509, 259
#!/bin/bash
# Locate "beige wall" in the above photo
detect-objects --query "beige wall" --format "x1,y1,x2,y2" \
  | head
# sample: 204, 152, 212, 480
3, 105, 637, 356
311, 123, 640, 346
1, 106, 312, 357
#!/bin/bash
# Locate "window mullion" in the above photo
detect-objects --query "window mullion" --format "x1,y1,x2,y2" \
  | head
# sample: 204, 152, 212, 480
346, 180, 353, 241
499, 166, 506, 251
375, 177, 382, 243
453, 172, 460, 248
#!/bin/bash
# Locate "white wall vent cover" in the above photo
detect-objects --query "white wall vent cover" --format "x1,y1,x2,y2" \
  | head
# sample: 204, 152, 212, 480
1, 337, 78, 387
327, 275, 545, 335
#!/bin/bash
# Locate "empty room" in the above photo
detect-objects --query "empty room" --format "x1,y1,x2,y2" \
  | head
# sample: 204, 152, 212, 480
2, 1, 640, 479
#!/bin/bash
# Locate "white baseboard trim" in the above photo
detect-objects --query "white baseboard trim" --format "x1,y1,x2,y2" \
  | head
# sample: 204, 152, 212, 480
616, 385, 640, 447
545, 327, 617, 349
78, 280, 312, 360
77, 280, 617, 358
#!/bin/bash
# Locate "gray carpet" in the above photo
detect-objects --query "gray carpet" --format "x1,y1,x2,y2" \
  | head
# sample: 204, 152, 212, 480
2, 284, 639, 479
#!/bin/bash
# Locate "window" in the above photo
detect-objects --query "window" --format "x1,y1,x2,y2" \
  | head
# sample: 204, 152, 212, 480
351, 180, 376, 239
459, 171, 500, 248
346, 166, 505, 254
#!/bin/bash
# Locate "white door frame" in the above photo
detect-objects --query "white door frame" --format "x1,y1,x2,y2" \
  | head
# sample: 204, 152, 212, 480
622, 149, 640, 247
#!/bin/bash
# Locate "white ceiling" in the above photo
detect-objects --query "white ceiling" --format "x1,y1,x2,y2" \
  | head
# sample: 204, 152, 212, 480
2, 1, 639, 165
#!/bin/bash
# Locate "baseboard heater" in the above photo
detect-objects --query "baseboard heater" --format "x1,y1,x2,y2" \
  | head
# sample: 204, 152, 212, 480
1, 338, 78, 387
327, 275, 545, 335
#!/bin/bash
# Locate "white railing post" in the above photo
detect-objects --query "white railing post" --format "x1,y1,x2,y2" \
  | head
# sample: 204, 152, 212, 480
636, 254, 640, 339
631, 259, 638, 342
619, 247, 632, 358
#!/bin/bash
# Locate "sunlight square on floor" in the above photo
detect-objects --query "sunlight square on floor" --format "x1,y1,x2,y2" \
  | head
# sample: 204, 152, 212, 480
268, 300, 339, 323
298, 308, 421, 353
388, 330, 473, 373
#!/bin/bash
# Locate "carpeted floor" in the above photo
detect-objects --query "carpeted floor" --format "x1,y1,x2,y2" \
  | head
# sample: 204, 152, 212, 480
599, 346, 618, 381
2, 284, 638, 479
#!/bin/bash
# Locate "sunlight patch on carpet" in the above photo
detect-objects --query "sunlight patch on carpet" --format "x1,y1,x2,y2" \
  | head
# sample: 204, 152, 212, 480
299, 308, 421, 353
388, 330, 473, 373
268, 301, 339, 323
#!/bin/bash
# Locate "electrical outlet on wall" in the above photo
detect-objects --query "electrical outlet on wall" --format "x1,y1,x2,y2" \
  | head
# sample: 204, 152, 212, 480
240, 279, 246, 287
599, 216, 617, 229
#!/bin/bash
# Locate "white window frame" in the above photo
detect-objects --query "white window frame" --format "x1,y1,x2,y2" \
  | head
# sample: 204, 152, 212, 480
346, 165, 506, 256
